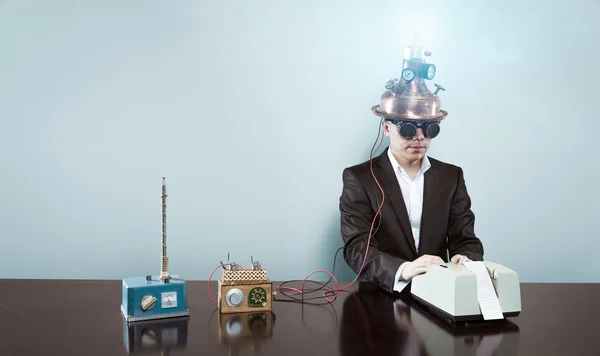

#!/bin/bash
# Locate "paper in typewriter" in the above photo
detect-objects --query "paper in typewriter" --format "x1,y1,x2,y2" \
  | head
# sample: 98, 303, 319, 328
461, 261, 504, 320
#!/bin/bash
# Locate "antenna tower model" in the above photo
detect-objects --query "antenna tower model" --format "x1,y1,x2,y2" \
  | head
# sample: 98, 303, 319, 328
120, 177, 190, 322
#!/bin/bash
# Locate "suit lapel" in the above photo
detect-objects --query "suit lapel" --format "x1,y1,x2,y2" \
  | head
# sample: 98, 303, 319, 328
419, 160, 439, 255
375, 149, 417, 256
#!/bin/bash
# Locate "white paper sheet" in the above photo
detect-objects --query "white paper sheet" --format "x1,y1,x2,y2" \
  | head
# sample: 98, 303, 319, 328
461, 261, 504, 320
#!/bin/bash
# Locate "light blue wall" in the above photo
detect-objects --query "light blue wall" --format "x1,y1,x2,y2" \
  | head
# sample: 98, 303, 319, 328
1, 0, 599, 283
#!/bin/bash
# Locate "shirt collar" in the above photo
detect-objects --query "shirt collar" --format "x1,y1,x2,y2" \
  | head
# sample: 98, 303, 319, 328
387, 147, 431, 176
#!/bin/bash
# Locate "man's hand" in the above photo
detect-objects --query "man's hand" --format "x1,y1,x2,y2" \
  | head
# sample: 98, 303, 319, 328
401, 254, 444, 281
451, 254, 472, 263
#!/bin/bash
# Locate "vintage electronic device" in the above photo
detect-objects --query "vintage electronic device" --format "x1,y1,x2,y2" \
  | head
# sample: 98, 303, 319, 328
121, 177, 190, 322
217, 257, 276, 314
410, 261, 521, 322
121, 315, 188, 354
218, 311, 274, 355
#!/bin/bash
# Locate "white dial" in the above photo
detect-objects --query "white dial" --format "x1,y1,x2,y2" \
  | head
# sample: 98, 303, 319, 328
226, 288, 245, 307
402, 68, 415, 81
161, 292, 178, 308
427, 65, 436, 79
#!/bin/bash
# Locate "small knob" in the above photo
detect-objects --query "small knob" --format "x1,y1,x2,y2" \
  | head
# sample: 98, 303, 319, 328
385, 78, 399, 90
433, 83, 445, 96
141, 295, 157, 311
226, 288, 245, 307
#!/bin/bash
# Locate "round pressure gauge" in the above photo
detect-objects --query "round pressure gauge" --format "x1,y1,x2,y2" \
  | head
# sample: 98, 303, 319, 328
401, 68, 415, 82
420, 64, 436, 80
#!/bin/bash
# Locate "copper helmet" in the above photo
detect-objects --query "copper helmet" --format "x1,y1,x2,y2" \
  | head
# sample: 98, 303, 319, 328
372, 35, 447, 122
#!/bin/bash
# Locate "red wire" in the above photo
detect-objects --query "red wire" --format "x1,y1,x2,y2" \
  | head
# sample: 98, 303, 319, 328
207, 263, 246, 305
207, 264, 340, 304
207, 129, 386, 304
340, 133, 385, 290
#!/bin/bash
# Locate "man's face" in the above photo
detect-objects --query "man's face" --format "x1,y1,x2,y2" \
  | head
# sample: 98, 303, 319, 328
383, 120, 437, 163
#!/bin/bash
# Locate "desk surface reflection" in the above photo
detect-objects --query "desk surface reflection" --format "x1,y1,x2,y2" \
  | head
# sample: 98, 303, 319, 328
0, 279, 598, 356
340, 284, 520, 356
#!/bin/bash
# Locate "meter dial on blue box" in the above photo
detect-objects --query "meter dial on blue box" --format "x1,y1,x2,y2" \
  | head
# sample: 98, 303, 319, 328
161, 291, 178, 308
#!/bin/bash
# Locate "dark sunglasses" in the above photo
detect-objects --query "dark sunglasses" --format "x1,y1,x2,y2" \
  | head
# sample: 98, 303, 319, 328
388, 120, 441, 139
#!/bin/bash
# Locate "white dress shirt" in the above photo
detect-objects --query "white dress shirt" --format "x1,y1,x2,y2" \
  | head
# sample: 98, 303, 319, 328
386, 148, 431, 293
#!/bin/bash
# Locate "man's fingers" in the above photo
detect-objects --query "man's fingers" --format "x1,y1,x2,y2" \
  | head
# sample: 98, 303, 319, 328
451, 254, 467, 263
405, 263, 430, 279
451, 254, 472, 263
457, 255, 470, 263
413, 266, 428, 275
422, 255, 444, 264
407, 259, 446, 279
418, 260, 437, 268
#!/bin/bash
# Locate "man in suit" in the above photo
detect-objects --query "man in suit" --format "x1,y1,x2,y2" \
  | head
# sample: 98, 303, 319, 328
339, 118, 484, 294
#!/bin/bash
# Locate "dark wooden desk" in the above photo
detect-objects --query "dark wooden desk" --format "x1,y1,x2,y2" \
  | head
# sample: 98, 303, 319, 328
0, 280, 598, 355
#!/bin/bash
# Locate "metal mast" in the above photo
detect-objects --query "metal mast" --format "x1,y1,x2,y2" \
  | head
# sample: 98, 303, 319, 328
160, 177, 171, 281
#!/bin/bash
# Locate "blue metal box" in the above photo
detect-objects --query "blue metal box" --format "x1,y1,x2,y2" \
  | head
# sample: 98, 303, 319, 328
121, 275, 189, 322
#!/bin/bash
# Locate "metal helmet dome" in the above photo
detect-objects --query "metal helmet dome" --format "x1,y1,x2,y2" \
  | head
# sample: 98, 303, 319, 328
371, 34, 447, 122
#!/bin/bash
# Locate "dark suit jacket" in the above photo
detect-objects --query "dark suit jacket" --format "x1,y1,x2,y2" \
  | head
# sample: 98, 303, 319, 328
339, 147, 484, 293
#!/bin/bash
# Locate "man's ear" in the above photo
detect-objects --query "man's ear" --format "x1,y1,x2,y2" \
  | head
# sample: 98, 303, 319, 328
382, 121, 392, 137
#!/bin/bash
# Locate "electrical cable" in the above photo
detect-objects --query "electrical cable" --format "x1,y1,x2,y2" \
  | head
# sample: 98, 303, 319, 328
203, 120, 387, 343
276, 208, 383, 305
206, 118, 387, 305
273, 118, 386, 304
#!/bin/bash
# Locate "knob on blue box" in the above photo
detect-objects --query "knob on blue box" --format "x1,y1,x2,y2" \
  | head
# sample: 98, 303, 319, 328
121, 177, 190, 323
121, 275, 189, 322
